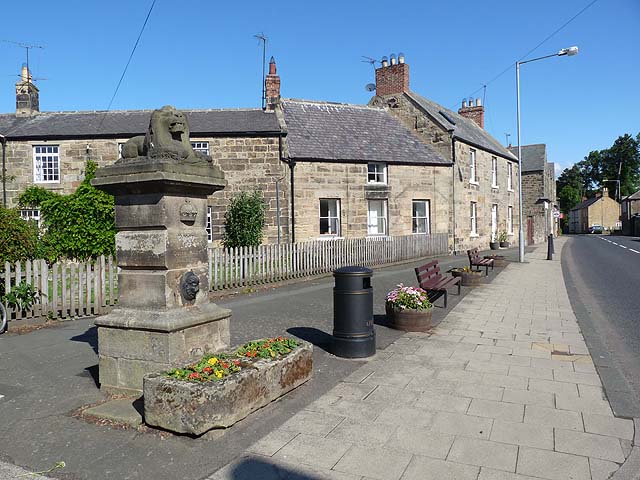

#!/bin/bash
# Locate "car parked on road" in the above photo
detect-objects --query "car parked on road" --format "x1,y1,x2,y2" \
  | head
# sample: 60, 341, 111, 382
589, 225, 604, 234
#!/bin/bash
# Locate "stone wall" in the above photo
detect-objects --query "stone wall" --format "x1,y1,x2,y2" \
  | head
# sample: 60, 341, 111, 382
292, 161, 451, 242
2, 135, 290, 245
452, 141, 520, 252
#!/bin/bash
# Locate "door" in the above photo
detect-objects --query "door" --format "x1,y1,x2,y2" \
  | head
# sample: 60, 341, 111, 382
491, 204, 498, 241
527, 217, 534, 245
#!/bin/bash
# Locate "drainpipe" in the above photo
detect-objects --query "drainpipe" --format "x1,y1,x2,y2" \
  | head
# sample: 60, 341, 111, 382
450, 135, 457, 254
0, 133, 6, 207
278, 133, 296, 243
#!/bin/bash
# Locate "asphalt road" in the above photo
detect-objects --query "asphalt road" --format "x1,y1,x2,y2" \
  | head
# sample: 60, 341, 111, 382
0, 250, 510, 480
562, 234, 640, 418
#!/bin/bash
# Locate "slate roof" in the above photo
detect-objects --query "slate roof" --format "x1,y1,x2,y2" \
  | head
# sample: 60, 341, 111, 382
508, 144, 547, 172
0, 109, 280, 139
281, 99, 450, 165
623, 189, 640, 201
405, 92, 517, 161
571, 196, 601, 211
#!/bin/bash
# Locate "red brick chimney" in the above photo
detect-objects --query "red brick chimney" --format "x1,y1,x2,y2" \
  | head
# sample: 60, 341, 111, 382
458, 98, 484, 129
374, 53, 409, 96
265, 56, 280, 111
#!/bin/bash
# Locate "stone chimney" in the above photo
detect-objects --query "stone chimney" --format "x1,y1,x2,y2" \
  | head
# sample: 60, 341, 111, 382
375, 53, 409, 96
15, 64, 39, 117
602, 186, 609, 198
458, 98, 484, 129
265, 56, 280, 111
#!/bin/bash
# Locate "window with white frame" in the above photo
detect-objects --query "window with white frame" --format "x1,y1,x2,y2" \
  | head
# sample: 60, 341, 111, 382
367, 200, 388, 235
319, 199, 341, 235
412, 200, 430, 235
507, 206, 513, 234
470, 202, 478, 235
191, 141, 210, 155
367, 162, 387, 184
206, 206, 213, 242
33, 145, 60, 183
20, 208, 41, 229
507, 162, 513, 190
491, 156, 498, 188
469, 149, 477, 184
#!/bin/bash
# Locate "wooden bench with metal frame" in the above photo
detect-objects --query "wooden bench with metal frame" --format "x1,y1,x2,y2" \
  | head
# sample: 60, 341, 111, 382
414, 260, 461, 308
467, 247, 494, 276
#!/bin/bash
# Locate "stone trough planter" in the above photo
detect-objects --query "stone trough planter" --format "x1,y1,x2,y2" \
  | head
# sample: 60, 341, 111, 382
143, 340, 313, 435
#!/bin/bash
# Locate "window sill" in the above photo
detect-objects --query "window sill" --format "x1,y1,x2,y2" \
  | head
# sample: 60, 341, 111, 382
470, 233, 480, 238
469, 181, 479, 186
491, 185, 499, 190
318, 235, 343, 240
507, 188, 515, 192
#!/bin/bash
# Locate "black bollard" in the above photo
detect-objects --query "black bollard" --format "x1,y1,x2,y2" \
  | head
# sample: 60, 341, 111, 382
547, 234, 554, 260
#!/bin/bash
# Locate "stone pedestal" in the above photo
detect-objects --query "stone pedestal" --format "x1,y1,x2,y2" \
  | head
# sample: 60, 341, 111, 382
93, 158, 230, 395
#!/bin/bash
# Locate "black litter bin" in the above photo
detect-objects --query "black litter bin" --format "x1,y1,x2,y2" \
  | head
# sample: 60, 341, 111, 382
332, 266, 376, 358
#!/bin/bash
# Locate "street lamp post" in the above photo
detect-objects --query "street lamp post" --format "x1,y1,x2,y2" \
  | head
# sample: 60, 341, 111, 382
516, 46, 578, 262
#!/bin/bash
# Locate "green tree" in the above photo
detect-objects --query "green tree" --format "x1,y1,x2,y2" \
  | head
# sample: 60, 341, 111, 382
18, 160, 115, 261
222, 191, 266, 248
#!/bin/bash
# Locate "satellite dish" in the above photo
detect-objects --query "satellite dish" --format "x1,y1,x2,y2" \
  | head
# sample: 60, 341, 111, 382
365, 83, 376, 92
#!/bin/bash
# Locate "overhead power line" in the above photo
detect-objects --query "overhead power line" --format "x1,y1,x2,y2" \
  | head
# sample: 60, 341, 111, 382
451, 0, 600, 109
97, 0, 157, 133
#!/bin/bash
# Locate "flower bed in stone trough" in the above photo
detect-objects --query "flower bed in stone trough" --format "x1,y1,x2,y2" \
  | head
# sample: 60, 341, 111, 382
143, 337, 313, 435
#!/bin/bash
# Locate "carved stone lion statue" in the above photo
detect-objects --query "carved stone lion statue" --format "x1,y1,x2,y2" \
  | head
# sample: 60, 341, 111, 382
120, 105, 211, 164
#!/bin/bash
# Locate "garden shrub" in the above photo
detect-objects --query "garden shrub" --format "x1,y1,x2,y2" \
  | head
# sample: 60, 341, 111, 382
222, 191, 266, 248
0, 206, 40, 264
18, 160, 116, 262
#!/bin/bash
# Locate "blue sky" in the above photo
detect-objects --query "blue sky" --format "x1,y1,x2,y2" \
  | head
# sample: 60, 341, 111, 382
1, 0, 638, 173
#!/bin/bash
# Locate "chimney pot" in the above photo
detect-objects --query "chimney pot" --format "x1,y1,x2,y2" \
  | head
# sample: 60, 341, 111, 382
476, 98, 482, 107
390, 53, 397, 65
398, 52, 405, 64
268, 56, 276, 74
462, 99, 467, 108
381, 56, 388, 67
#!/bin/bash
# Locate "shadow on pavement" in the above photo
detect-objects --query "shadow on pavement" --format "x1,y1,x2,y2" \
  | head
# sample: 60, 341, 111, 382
79, 364, 100, 388
71, 325, 98, 354
287, 326, 333, 354
226, 456, 322, 480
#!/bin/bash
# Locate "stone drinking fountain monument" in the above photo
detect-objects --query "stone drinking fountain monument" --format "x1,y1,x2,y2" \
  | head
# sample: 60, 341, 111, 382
92, 105, 231, 395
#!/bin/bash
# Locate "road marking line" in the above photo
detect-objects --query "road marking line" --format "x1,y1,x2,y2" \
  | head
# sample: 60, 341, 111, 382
620, 245, 628, 249
611, 242, 619, 245
630, 249, 640, 254
0, 395, 4, 400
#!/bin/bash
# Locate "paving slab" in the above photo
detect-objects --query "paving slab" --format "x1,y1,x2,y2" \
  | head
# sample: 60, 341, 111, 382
400, 456, 479, 480
81, 398, 142, 427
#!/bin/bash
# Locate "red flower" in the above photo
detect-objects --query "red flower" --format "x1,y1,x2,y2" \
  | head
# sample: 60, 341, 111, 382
232, 360, 240, 366
188, 372, 200, 379
221, 362, 229, 369
203, 367, 213, 374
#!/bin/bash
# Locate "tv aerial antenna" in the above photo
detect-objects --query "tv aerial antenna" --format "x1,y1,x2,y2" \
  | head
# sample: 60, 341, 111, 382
1, 39, 45, 79
505, 133, 511, 146
362, 56, 378, 92
254, 33, 267, 110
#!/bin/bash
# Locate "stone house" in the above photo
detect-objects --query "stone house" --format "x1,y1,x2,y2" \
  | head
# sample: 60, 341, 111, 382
0, 67, 289, 244
508, 144, 557, 244
367, 54, 520, 252
620, 189, 640, 235
1, 56, 520, 252
568, 188, 620, 233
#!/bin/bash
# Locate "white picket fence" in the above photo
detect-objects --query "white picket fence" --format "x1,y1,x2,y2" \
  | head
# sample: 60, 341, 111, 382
1, 234, 448, 321
2, 255, 118, 321
208, 233, 449, 291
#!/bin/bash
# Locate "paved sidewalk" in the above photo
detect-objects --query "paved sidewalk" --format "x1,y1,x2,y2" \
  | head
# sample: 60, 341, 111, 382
210, 238, 636, 480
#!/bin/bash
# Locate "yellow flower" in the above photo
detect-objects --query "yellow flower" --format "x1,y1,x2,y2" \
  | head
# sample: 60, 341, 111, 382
208, 357, 218, 366
214, 370, 223, 378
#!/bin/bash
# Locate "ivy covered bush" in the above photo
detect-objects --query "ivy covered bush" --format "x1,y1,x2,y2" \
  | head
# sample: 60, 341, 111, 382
222, 191, 266, 248
18, 160, 115, 262
0, 206, 41, 264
